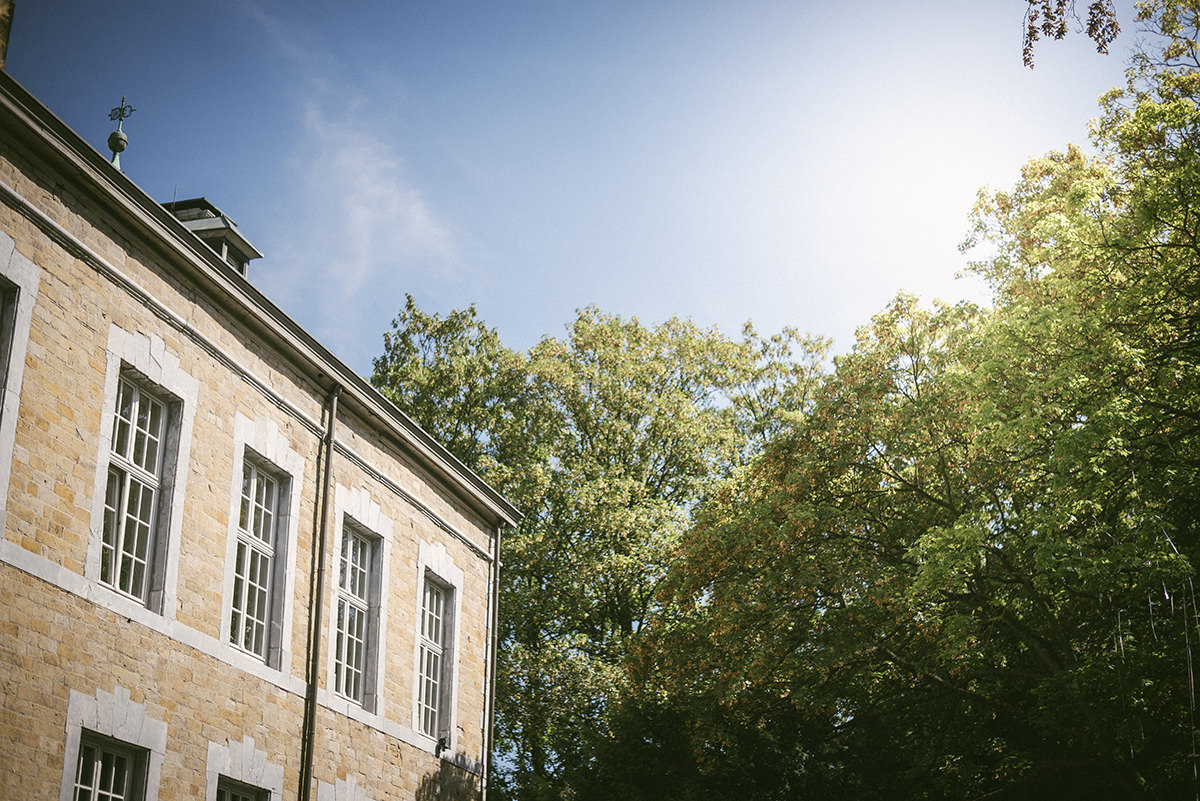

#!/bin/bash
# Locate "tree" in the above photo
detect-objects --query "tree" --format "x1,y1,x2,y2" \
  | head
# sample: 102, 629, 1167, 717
1022, 0, 1121, 66
600, 4, 1200, 796
371, 6, 1200, 795
370, 300, 828, 800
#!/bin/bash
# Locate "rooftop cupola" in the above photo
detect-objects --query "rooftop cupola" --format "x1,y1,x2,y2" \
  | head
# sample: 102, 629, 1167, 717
164, 197, 263, 278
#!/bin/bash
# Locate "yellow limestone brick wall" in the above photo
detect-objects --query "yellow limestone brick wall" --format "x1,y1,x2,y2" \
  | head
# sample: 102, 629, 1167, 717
0, 132, 495, 800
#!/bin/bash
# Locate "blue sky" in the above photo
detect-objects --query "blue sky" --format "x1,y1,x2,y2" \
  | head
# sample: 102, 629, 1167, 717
7, 1, 1137, 374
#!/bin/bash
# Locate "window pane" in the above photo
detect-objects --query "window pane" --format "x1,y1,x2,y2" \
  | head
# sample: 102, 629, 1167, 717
351, 535, 368, 599
116, 476, 154, 600
142, 400, 163, 474
112, 381, 133, 458
75, 743, 96, 800
131, 391, 163, 475
338, 533, 349, 590
131, 394, 149, 469
101, 468, 124, 585
0, 284, 17, 423
75, 738, 139, 801
335, 598, 346, 682
336, 594, 368, 701
239, 465, 252, 531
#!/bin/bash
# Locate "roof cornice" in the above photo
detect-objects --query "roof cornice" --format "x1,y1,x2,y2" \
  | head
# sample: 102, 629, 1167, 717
0, 70, 520, 529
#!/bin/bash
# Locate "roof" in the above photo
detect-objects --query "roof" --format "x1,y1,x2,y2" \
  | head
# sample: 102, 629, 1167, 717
0, 69, 521, 531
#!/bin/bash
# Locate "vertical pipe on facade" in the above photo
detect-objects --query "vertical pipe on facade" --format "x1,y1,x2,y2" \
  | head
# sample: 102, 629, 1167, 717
480, 524, 503, 801
299, 385, 339, 801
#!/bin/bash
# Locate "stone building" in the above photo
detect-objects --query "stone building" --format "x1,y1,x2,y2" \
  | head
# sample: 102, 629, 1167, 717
0, 68, 518, 801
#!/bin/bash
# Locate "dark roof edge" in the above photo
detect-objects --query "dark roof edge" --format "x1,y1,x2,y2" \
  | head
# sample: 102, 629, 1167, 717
0, 70, 520, 529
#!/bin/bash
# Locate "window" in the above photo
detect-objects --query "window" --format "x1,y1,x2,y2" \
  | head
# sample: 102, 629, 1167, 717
0, 236, 39, 530
205, 734, 283, 801
230, 458, 281, 659
88, 327, 197, 619
326, 486, 393, 714
215, 777, 267, 801
73, 733, 147, 801
412, 540, 463, 749
60, 683, 166, 801
334, 523, 377, 705
0, 277, 18, 416
222, 414, 304, 672
101, 374, 171, 604
417, 575, 453, 739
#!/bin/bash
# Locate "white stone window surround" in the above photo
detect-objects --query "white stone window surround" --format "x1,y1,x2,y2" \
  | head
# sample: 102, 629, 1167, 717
221, 413, 305, 673
206, 736, 284, 801
412, 540, 464, 752
87, 325, 198, 618
316, 775, 375, 801
59, 685, 168, 801
325, 484, 393, 716
0, 229, 40, 533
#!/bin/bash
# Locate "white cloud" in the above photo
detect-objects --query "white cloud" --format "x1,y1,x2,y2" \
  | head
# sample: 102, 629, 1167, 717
296, 99, 457, 299
235, 0, 460, 372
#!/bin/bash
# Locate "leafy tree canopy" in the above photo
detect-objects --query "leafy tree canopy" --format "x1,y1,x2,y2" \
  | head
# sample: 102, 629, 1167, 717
597, 3, 1200, 797
1023, 0, 1121, 66
371, 299, 827, 800
371, 3, 1200, 797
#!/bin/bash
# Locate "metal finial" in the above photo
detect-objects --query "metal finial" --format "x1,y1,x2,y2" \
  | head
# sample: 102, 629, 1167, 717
107, 96, 135, 170
109, 96, 136, 125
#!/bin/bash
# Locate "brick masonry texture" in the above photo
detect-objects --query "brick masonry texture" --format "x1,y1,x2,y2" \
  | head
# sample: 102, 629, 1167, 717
0, 72, 507, 801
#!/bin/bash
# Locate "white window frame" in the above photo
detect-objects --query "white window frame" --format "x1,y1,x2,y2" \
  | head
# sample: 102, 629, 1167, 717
0, 230, 39, 533
100, 374, 169, 604
412, 540, 464, 752
326, 485, 392, 715
73, 732, 148, 801
417, 574, 453, 740
315, 777, 375, 801
59, 686, 167, 801
87, 326, 197, 618
229, 458, 279, 658
221, 414, 304, 671
334, 523, 376, 705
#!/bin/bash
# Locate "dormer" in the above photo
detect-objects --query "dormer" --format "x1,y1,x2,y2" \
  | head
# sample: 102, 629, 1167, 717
164, 197, 263, 278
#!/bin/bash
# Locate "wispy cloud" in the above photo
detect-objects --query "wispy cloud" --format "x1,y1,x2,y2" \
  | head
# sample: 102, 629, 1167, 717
235, 0, 338, 77
234, 0, 459, 371
294, 99, 457, 299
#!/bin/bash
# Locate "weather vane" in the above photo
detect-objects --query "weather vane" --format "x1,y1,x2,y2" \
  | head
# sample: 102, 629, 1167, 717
107, 96, 136, 170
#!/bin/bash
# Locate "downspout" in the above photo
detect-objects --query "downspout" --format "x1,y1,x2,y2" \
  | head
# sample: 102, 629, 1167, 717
299, 385, 340, 801
481, 523, 503, 801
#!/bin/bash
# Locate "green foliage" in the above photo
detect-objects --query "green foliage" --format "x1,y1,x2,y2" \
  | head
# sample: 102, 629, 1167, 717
1023, 0, 1122, 67
370, 299, 828, 800
371, 5, 1200, 796
598, 4, 1200, 797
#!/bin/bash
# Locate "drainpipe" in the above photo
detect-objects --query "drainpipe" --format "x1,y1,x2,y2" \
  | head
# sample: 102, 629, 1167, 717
480, 524, 503, 801
299, 386, 340, 801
